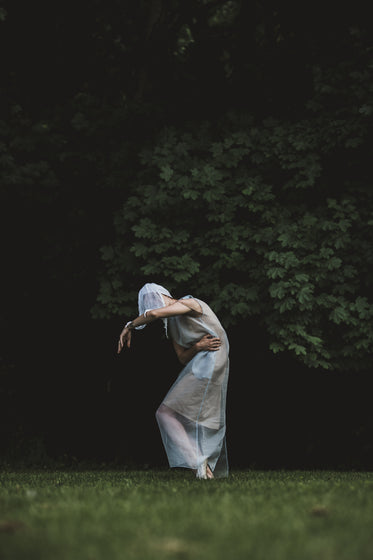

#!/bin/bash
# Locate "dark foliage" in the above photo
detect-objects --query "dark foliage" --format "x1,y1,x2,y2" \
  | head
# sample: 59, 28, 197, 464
1, 0, 372, 467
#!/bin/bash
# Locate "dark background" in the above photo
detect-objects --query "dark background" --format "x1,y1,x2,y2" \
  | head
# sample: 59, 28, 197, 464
1, 0, 372, 469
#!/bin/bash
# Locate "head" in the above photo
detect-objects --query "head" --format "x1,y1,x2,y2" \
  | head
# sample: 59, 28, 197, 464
136, 283, 173, 335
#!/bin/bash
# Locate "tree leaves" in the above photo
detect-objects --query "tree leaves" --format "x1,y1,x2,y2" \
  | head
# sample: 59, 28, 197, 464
159, 165, 174, 182
94, 52, 373, 371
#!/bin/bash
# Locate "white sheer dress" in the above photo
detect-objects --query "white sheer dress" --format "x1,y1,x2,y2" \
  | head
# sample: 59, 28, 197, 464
155, 296, 229, 477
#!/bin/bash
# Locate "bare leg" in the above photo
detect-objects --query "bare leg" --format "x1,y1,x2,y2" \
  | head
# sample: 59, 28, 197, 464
156, 404, 199, 468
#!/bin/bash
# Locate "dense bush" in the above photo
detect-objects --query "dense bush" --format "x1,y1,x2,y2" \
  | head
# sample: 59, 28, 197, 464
94, 50, 373, 371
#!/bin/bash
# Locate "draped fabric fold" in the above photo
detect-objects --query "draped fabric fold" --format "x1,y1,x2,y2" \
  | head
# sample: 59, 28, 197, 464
156, 296, 230, 477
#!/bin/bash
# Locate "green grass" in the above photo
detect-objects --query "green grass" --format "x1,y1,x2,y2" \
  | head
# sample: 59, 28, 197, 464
1, 469, 373, 560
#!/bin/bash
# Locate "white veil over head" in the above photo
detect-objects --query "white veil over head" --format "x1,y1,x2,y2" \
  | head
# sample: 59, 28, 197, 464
136, 282, 172, 335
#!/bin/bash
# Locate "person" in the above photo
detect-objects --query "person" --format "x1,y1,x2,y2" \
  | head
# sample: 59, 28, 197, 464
117, 282, 230, 479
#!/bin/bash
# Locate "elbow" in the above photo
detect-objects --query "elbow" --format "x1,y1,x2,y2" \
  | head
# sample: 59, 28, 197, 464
147, 309, 158, 320
177, 352, 188, 366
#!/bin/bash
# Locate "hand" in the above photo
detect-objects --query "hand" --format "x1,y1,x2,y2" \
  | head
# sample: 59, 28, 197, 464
117, 327, 132, 353
197, 334, 221, 352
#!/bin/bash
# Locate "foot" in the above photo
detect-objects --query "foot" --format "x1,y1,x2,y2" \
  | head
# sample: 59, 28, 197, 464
206, 464, 214, 479
194, 460, 214, 479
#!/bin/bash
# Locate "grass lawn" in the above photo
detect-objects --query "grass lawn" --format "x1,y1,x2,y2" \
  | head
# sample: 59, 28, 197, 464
1, 469, 373, 560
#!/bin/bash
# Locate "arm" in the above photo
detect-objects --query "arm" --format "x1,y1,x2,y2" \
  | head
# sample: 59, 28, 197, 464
117, 300, 201, 354
172, 335, 222, 366
149, 300, 202, 321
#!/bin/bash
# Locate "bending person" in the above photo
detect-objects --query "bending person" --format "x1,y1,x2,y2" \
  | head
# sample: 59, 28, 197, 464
117, 283, 230, 479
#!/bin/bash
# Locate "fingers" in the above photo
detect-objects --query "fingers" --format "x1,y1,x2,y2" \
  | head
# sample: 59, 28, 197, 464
117, 334, 125, 354
203, 335, 221, 351
117, 330, 132, 353
117, 339, 123, 354
210, 337, 221, 351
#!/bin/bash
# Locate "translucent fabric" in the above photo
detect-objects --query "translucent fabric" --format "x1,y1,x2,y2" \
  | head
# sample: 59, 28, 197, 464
156, 296, 229, 478
136, 283, 172, 334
